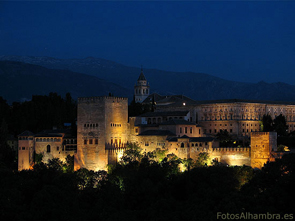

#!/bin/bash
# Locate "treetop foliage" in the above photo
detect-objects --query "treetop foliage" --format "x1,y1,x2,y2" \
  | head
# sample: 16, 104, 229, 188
1, 142, 294, 220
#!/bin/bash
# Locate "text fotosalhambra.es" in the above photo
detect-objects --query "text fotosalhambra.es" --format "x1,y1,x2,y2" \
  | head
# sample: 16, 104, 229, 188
217, 212, 293, 220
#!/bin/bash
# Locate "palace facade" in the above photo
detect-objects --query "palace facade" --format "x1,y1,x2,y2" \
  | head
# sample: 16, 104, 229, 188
19, 70, 294, 171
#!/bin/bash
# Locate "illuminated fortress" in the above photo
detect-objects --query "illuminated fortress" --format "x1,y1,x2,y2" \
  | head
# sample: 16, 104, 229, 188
19, 70, 294, 171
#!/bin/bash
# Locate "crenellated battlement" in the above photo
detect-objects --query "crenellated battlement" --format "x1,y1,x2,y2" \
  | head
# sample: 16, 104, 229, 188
212, 147, 250, 152
78, 96, 128, 103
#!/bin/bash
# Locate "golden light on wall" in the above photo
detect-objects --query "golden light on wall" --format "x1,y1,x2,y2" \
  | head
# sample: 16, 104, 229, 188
117, 150, 123, 162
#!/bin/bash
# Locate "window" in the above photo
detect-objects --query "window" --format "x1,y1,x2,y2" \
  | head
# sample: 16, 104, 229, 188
89, 139, 93, 144
185, 127, 187, 133
22, 147, 25, 150
180, 127, 182, 133
57, 146, 59, 151
84, 139, 87, 145
47, 145, 51, 153
145, 142, 149, 146
95, 139, 98, 144
190, 127, 192, 133
135, 128, 138, 133
181, 143, 184, 148
230, 129, 232, 133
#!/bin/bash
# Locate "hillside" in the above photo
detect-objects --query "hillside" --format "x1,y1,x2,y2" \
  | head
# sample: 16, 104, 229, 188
0, 61, 132, 103
1, 56, 295, 102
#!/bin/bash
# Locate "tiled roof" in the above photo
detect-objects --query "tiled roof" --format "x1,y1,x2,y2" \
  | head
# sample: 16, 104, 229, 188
160, 119, 195, 125
189, 137, 215, 142
168, 136, 214, 142
18, 130, 34, 137
156, 95, 198, 106
142, 93, 165, 104
138, 130, 176, 136
139, 111, 189, 117
34, 129, 71, 137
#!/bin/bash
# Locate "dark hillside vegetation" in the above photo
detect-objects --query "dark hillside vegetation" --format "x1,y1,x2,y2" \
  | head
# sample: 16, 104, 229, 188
0, 147, 294, 221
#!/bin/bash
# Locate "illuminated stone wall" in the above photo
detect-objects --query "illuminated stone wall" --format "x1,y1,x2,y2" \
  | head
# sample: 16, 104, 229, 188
250, 132, 277, 169
136, 135, 168, 153
34, 137, 74, 163
18, 136, 34, 170
76, 96, 128, 171
35, 137, 61, 162
210, 147, 251, 166
156, 101, 295, 136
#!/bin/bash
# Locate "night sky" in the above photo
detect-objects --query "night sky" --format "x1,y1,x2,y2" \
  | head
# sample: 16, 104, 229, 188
1, 1, 295, 84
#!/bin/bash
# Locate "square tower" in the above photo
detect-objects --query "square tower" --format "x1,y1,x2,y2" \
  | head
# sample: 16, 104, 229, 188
18, 131, 35, 170
75, 96, 128, 171
250, 132, 277, 169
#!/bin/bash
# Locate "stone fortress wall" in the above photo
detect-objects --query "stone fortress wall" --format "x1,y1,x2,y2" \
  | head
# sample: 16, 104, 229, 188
74, 96, 279, 171
75, 96, 128, 171
19, 72, 290, 171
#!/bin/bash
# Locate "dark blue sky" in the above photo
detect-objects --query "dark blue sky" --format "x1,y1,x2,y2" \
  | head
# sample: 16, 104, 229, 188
1, 1, 294, 84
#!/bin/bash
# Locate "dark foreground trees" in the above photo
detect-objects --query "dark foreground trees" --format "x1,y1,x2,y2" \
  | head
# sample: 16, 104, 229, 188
0, 150, 294, 221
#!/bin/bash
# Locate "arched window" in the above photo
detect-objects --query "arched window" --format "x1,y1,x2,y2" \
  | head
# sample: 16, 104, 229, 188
47, 145, 51, 153
181, 143, 184, 148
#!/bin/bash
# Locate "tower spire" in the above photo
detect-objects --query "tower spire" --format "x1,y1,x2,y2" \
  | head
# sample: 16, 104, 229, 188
134, 65, 150, 103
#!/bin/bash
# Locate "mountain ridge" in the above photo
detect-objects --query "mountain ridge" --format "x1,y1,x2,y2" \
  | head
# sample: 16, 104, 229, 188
1, 55, 295, 103
0, 60, 132, 104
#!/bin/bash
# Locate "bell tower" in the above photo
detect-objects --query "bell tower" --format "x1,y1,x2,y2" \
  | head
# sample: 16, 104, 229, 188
134, 67, 150, 103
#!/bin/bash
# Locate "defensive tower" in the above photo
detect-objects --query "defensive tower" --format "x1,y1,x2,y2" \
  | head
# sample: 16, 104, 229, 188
75, 96, 128, 171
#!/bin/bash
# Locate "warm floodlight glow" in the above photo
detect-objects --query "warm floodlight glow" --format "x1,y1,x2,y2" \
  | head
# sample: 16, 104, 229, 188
117, 151, 123, 162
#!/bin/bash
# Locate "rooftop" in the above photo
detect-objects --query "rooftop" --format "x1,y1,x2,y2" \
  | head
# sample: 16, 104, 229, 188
138, 71, 147, 81
168, 136, 215, 142
138, 130, 176, 136
160, 119, 196, 125
139, 111, 189, 117
18, 130, 34, 137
